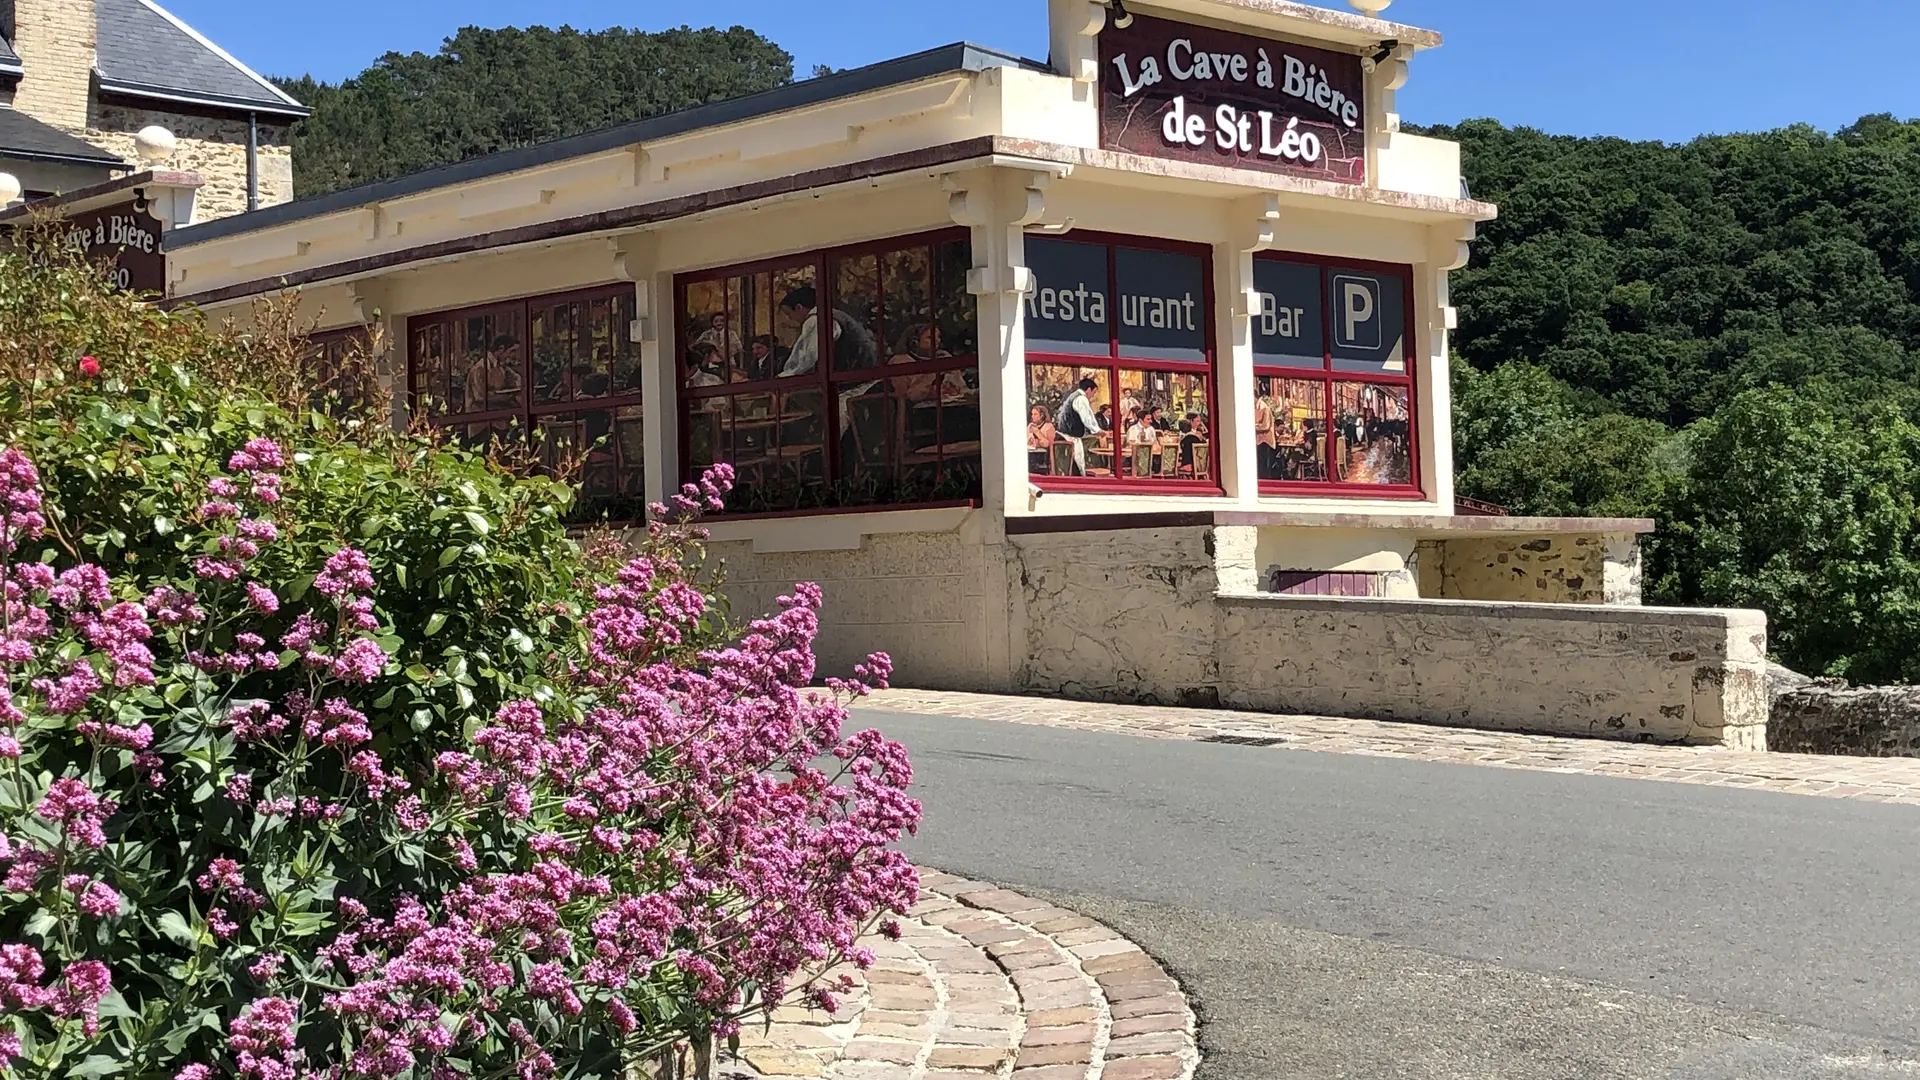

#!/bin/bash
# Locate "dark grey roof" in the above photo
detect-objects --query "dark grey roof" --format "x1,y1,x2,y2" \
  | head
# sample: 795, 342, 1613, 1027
0, 109, 124, 169
0, 35, 21, 78
171, 41, 1043, 248
93, 0, 307, 118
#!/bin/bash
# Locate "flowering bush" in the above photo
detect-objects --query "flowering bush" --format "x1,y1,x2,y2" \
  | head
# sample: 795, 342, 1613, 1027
0, 242, 920, 1077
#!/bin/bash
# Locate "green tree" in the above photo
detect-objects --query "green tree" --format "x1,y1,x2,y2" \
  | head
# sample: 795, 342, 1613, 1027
1452, 360, 1679, 518
1659, 387, 1920, 682
272, 24, 795, 196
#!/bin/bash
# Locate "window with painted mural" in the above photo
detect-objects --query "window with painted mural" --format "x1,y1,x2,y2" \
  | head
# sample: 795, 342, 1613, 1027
407, 284, 644, 522
1251, 255, 1417, 492
678, 230, 980, 514
1024, 233, 1217, 489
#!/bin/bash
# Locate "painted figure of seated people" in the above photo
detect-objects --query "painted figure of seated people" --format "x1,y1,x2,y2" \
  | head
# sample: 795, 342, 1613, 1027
777, 286, 877, 376
463, 333, 522, 412
684, 342, 726, 387
1027, 405, 1055, 474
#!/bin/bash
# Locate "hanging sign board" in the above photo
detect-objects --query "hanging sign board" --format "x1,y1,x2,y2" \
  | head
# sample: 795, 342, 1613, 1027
61, 200, 166, 294
1100, 12, 1367, 183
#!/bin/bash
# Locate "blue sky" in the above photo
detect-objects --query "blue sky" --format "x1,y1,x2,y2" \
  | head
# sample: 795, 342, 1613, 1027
175, 0, 1915, 143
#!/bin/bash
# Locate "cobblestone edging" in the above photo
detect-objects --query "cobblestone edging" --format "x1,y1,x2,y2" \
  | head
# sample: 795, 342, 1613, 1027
722, 871, 1199, 1080
861, 689, 1920, 806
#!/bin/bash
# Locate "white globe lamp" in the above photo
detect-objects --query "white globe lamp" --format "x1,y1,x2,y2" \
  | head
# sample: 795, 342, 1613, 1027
1348, 0, 1392, 15
0, 173, 20, 208
133, 125, 177, 166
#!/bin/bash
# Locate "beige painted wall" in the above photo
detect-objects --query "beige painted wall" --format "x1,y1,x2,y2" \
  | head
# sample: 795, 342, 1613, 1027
704, 524, 1006, 692
1215, 593, 1767, 748
1006, 526, 1224, 705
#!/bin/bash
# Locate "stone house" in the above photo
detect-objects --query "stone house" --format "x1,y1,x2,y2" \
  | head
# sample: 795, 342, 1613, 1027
0, 0, 305, 218
163, 0, 1771, 747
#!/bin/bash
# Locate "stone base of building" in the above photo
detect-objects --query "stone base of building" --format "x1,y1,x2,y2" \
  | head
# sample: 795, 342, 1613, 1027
701, 509, 1769, 749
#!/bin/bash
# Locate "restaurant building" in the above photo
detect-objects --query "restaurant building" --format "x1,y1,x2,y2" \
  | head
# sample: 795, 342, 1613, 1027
162, 0, 1771, 747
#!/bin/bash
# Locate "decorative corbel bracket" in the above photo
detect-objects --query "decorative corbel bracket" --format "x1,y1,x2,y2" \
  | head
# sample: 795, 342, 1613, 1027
607, 233, 661, 342
1228, 194, 1282, 323
1053, 0, 1108, 86
945, 170, 1054, 296
346, 280, 392, 327
1365, 45, 1412, 144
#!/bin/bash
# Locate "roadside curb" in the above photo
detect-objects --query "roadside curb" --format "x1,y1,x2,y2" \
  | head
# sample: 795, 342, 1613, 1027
861, 688, 1920, 805
723, 870, 1200, 1080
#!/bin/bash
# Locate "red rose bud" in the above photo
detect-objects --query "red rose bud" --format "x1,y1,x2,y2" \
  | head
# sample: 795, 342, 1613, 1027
77, 356, 100, 378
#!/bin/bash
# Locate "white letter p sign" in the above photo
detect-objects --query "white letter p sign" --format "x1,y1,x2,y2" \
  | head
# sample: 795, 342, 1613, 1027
1334, 274, 1380, 351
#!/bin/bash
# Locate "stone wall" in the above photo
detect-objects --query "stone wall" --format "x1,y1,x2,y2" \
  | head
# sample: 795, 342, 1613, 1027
695, 518, 1762, 747
1415, 533, 1642, 605
1005, 526, 1223, 706
1215, 593, 1768, 747
1771, 684, 1920, 757
89, 106, 294, 221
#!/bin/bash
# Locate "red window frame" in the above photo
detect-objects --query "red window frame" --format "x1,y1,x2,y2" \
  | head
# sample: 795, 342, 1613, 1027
1023, 230, 1222, 496
405, 282, 645, 519
673, 227, 983, 516
1253, 251, 1421, 498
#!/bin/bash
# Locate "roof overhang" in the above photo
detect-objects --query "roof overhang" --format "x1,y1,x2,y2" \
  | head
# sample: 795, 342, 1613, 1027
167, 134, 1494, 308
96, 78, 311, 120
0, 146, 123, 170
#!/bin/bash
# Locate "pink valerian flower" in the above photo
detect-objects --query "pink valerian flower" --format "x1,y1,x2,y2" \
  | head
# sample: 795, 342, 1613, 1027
331, 637, 388, 684
176, 1065, 213, 1080
226, 773, 253, 803
31, 658, 102, 714
51, 960, 113, 1036
71, 600, 155, 687
245, 581, 280, 614
133, 751, 165, 789
2, 845, 55, 892
225, 701, 289, 742
303, 697, 372, 751
39, 778, 113, 849
145, 585, 206, 627
228, 995, 303, 1080
314, 547, 375, 600
0, 449, 46, 553
346, 750, 409, 802
248, 954, 284, 981
47, 565, 111, 612
62, 875, 122, 918
76, 720, 153, 750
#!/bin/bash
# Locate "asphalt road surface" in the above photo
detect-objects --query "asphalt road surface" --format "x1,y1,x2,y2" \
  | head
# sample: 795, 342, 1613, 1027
849, 708, 1920, 1080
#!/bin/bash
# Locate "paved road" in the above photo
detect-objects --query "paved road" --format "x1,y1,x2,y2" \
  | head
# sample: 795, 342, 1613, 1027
851, 707, 1920, 1080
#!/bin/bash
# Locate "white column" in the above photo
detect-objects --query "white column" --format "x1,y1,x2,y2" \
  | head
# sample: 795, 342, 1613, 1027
1419, 221, 1474, 509
606, 232, 671, 509
1218, 194, 1279, 506
947, 167, 1053, 525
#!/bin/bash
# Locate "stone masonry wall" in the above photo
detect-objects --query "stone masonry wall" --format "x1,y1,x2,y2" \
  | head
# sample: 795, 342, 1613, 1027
1216, 594, 1769, 747
1771, 684, 1920, 757
1006, 526, 1223, 706
89, 106, 294, 222
704, 530, 1000, 692
1415, 534, 1642, 606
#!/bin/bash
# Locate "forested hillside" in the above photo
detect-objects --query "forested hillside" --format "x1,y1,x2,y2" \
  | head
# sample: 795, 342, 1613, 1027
270, 25, 795, 196
1436, 116, 1920, 683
